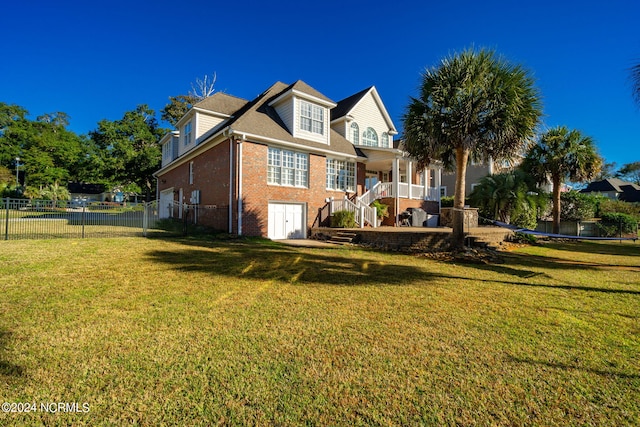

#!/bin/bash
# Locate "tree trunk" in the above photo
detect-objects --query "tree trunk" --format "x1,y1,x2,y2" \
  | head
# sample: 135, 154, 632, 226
452, 147, 469, 249
552, 174, 561, 235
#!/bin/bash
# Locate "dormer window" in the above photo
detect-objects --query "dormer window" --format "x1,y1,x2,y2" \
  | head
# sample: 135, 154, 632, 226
183, 122, 192, 146
362, 127, 378, 147
299, 101, 324, 135
351, 122, 359, 144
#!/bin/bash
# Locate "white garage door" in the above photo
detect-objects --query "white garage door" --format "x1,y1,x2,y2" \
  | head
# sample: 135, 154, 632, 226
268, 203, 305, 240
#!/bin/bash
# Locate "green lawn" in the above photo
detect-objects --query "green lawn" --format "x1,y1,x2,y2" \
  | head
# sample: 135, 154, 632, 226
0, 237, 639, 426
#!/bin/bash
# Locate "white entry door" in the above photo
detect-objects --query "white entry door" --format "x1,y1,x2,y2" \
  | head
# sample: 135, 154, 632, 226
159, 188, 174, 219
268, 203, 305, 239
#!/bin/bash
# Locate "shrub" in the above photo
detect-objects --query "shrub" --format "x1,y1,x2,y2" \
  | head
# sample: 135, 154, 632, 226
597, 198, 640, 219
559, 191, 602, 221
597, 212, 639, 237
508, 232, 538, 244
440, 196, 454, 208
370, 200, 389, 219
331, 210, 356, 228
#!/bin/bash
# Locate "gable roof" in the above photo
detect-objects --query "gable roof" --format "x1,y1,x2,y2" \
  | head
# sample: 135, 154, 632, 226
330, 86, 398, 134
581, 178, 640, 202
216, 81, 359, 157
331, 87, 372, 120
582, 178, 640, 193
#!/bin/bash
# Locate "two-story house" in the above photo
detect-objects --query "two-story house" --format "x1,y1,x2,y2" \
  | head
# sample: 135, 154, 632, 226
154, 80, 442, 239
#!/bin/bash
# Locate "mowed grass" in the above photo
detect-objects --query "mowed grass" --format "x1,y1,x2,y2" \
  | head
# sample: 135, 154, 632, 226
0, 237, 639, 426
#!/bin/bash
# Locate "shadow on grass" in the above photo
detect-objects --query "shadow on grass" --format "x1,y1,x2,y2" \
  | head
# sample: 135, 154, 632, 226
146, 237, 640, 295
145, 238, 432, 287
538, 240, 640, 257
0, 330, 24, 378
508, 356, 640, 379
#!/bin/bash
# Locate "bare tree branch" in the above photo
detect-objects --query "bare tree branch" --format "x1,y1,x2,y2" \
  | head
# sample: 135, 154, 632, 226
189, 72, 217, 100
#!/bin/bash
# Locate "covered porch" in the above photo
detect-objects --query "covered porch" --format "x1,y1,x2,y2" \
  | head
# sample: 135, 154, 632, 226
324, 150, 443, 229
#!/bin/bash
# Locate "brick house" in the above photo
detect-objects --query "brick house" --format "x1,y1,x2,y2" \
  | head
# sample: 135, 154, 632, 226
154, 80, 442, 239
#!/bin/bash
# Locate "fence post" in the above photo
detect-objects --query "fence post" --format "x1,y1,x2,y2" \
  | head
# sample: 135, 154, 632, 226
82, 203, 86, 238
142, 202, 148, 237
4, 197, 9, 241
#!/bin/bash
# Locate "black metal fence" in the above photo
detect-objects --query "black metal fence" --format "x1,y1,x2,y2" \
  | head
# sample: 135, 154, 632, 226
1, 198, 161, 240
160, 202, 230, 236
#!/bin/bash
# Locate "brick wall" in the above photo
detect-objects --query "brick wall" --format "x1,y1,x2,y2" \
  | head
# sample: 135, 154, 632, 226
157, 140, 232, 230
312, 228, 452, 252
239, 141, 360, 237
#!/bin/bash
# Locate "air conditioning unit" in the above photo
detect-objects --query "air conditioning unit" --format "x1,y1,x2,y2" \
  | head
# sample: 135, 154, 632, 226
190, 190, 200, 204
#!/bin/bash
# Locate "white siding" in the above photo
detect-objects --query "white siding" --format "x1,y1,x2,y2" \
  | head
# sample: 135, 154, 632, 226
350, 94, 394, 148
330, 120, 347, 138
293, 98, 329, 144
275, 101, 294, 133
178, 119, 195, 157
196, 113, 225, 141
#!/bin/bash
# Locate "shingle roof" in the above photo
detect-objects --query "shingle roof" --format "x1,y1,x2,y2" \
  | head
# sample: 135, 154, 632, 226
221, 81, 359, 157
194, 92, 249, 116
331, 87, 372, 121
582, 178, 640, 193
582, 178, 640, 202
289, 80, 335, 104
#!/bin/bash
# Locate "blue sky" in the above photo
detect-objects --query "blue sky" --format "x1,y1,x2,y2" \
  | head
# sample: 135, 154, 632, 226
2, 0, 639, 168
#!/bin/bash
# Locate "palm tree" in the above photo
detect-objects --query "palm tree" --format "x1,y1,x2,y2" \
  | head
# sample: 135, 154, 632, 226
403, 48, 542, 248
41, 182, 71, 206
522, 126, 602, 234
632, 62, 640, 105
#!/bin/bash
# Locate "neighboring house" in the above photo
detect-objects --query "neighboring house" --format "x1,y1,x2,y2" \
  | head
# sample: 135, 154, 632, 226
154, 80, 442, 239
581, 178, 640, 203
439, 154, 534, 197
67, 182, 107, 206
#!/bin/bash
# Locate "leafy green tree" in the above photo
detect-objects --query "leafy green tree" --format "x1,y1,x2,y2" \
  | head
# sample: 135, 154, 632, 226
161, 94, 198, 127
523, 126, 602, 234
161, 72, 217, 127
90, 105, 167, 201
0, 103, 28, 168
1, 103, 95, 188
616, 161, 640, 184
403, 48, 542, 247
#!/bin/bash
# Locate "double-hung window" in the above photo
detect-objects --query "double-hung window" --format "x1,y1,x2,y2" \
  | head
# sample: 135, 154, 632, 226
326, 159, 355, 192
299, 101, 324, 135
184, 122, 192, 146
268, 147, 308, 187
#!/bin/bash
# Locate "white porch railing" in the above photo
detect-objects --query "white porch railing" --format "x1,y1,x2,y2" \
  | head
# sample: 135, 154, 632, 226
331, 197, 377, 228
361, 182, 439, 202
359, 182, 393, 206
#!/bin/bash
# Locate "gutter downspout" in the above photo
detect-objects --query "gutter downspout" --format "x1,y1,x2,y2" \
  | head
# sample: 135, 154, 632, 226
228, 134, 234, 234
237, 135, 245, 236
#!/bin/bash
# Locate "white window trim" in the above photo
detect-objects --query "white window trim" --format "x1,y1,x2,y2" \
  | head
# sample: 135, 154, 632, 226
184, 122, 192, 147
267, 147, 309, 188
362, 127, 378, 147
326, 158, 356, 193
299, 100, 324, 135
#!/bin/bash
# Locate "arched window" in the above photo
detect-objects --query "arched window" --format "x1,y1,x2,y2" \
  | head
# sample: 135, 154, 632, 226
381, 132, 389, 148
362, 127, 378, 147
350, 122, 359, 145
